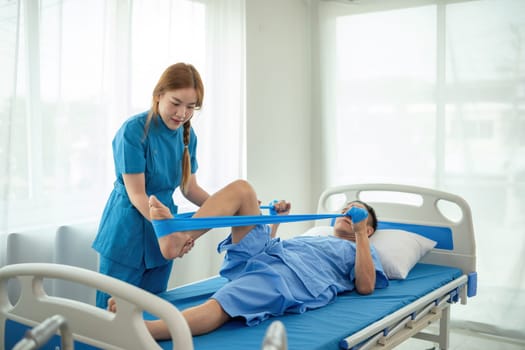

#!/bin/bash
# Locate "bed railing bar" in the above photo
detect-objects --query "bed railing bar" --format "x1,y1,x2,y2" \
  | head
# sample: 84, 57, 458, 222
360, 310, 444, 350
407, 298, 442, 329
341, 275, 467, 347
411, 302, 437, 324
411, 294, 449, 324
412, 305, 451, 349
345, 304, 445, 350
12, 314, 73, 350
379, 315, 412, 343
347, 331, 383, 350
434, 295, 451, 310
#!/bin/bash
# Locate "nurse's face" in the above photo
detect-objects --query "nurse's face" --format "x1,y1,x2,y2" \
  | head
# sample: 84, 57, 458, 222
157, 88, 198, 130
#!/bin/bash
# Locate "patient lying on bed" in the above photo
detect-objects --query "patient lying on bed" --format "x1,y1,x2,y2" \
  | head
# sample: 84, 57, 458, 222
109, 179, 388, 340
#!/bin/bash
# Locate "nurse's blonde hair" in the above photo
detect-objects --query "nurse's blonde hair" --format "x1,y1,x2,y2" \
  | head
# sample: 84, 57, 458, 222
144, 63, 204, 194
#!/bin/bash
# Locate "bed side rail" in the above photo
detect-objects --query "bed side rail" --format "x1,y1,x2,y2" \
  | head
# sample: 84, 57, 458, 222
0, 263, 192, 350
339, 275, 468, 350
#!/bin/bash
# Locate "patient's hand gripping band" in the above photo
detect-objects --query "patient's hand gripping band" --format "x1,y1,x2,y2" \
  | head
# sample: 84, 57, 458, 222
152, 206, 368, 238
260, 200, 280, 215
347, 206, 368, 223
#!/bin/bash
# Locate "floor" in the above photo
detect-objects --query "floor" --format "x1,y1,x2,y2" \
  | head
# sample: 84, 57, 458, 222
395, 326, 525, 350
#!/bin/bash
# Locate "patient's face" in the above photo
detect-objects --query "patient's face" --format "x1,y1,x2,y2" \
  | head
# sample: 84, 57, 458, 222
333, 201, 368, 241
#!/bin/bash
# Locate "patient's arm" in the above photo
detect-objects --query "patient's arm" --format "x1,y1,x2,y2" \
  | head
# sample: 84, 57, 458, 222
269, 200, 291, 238
352, 220, 376, 295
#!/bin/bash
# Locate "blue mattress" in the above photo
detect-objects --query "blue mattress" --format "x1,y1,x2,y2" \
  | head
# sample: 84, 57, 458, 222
151, 263, 462, 350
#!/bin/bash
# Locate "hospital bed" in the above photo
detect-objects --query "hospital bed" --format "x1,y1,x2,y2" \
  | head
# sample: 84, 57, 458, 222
0, 183, 476, 349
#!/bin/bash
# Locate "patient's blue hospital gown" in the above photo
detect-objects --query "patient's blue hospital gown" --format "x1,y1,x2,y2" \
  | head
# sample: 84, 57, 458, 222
213, 225, 389, 326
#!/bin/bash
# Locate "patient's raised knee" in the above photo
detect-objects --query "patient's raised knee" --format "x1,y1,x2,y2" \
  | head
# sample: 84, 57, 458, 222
228, 179, 257, 202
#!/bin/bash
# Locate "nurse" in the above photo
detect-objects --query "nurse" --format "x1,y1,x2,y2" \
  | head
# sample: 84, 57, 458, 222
92, 63, 210, 309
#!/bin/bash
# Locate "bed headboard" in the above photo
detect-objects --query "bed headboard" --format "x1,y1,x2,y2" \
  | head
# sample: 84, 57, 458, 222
317, 183, 476, 276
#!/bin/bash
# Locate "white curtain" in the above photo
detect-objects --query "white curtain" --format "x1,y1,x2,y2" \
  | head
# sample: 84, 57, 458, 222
319, 0, 524, 341
0, 0, 245, 283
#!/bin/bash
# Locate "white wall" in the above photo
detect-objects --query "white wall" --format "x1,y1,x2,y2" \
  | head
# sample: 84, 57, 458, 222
1, 1, 327, 294
246, 0, 322, 237
170, 0, 324, 287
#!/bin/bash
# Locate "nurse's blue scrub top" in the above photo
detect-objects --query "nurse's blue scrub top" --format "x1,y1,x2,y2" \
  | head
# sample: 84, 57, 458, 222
92, 111, 199, 269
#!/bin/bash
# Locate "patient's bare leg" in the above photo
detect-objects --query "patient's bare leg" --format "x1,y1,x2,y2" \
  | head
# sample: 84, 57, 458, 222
156, 179, 262, 259
147, 299, 230, 339
109, 297, 229, 339
189, 179, 261, 243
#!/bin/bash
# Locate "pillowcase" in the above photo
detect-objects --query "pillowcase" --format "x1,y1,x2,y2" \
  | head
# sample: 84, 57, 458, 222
370, 229, 437, 279
301, 226, 437, 280
301, 225, 333, 237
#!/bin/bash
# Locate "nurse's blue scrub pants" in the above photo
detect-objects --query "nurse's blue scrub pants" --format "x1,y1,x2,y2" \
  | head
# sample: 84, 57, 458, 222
96, 256, 172, 308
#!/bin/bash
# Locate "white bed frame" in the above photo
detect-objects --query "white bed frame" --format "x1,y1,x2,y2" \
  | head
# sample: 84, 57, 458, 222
317, 183, 477, 349
0, 184, 476, 350
0, 263, 192, 350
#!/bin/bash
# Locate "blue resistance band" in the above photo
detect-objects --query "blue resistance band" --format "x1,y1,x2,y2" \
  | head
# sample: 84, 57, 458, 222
152, 205, 368, 239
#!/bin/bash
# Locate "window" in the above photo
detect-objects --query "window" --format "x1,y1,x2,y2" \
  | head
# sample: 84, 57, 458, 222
320, 0, 525, 338
0, 0, 245, 231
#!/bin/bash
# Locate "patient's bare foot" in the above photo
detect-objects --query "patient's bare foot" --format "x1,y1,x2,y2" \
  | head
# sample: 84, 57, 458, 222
149, 195, 194, 259
107, 297, 117, 313
108, 294, 167, 340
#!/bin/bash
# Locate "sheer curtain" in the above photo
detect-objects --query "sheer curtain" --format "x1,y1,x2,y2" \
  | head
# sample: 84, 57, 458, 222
319, 0, 524, 341
0, 0, 245, 281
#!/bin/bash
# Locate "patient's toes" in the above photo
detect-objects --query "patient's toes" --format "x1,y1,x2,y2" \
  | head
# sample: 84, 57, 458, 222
108, 297, 117, 313
159, 233, 192, 260
180, 239, 195, 257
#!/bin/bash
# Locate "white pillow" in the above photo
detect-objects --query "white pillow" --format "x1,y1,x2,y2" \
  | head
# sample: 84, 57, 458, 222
370, 229, 437, 279
301, 225, 333, 237
301, 226, 436, 280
